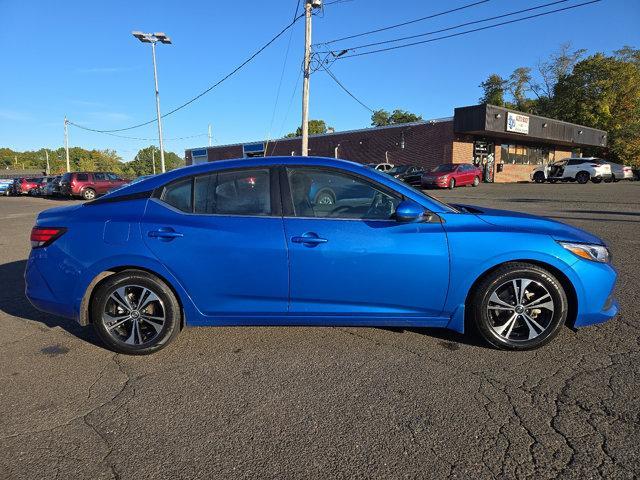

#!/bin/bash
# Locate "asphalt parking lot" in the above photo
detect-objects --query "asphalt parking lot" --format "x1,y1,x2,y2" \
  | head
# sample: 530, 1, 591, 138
1, 182, 639, 480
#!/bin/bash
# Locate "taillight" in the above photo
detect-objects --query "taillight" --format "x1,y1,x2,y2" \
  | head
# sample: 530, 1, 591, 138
30, 227, 66, 248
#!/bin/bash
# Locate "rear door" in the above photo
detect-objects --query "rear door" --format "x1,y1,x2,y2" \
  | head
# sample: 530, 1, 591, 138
142, 167, 289, 317
91, 173, 109, 194
282, 166, 449, 318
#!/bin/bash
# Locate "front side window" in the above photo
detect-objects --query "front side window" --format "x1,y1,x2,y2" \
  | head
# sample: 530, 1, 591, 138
287, 167, 400, 220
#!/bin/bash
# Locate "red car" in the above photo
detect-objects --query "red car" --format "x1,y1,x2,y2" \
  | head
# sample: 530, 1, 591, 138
60, 172, 129, 200
421, 163, 483, 189
14, 177, 43, 195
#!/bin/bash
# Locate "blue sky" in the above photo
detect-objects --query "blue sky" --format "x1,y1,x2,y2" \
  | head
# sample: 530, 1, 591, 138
1, 0, 638, 161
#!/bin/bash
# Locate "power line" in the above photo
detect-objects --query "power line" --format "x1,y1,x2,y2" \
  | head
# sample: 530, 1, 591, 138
315, 0, 489, 46
69, 13, 305, 133
335, 0, 601, 59
318, 0, 572, 54
321, 64, 374, 113
69, 128, 207, 142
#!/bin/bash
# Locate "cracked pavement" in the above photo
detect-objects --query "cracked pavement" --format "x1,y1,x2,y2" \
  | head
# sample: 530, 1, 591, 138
0, 182, 638, 479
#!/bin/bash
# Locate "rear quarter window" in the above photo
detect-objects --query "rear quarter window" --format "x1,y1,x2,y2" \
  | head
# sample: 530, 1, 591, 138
76, 173, 89, 181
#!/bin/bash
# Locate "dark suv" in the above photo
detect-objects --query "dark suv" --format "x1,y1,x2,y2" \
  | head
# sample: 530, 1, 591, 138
60, 172, 128, 200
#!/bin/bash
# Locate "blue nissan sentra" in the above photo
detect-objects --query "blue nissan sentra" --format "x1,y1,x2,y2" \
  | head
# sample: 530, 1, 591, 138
25, 157, 618, 355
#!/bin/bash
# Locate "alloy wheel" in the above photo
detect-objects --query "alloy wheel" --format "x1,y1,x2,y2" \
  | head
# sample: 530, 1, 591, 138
102, 285, 166, 346
486, 278, 555, 342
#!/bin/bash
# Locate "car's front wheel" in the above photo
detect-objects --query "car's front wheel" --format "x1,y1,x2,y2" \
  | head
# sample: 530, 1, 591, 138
448, 178, 456, 189
472, 176, 480, 187
470, 262, 568, 350
91, 270, 181, 355
533, 172, 545, 183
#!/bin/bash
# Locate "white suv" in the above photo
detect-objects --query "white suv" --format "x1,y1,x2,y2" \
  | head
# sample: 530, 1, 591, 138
531, 157, 612, 184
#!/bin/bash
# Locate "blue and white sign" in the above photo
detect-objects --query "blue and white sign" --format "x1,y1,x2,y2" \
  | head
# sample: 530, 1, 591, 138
191, 148, 208, 165
506, 112, 530, 134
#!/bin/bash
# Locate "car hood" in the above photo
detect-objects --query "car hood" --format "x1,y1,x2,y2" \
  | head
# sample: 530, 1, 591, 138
452, 204, 605, 245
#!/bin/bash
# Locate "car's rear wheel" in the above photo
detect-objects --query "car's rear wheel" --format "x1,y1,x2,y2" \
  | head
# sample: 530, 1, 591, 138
472, 176, 480, 187
533, 172, 545, 183
448, 178, 456, 189
82, 188, 96, 200
576, 171, 590, 184
91, 270, 181, 355
470, 262, 568, 350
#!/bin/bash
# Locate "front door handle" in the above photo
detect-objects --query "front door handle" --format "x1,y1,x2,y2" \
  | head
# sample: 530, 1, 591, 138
291, 232, 328, 246
148, 228, 183, 240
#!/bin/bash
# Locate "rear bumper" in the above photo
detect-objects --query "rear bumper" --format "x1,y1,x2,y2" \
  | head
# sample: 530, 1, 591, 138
24, 256, 75, 319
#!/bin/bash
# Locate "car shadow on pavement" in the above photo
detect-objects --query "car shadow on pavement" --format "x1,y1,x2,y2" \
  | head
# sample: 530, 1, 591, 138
378, 326, 486, 349
0, 260, 102, 347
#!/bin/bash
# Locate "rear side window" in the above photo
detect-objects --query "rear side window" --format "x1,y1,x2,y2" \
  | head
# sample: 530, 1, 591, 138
76, 173, 89, 181
194, 169, 271, 216
161, 178, 193, 213
93, 173, 107, 181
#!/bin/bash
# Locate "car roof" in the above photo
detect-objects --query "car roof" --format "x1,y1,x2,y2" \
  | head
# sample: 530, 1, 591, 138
100, 156, 454, 213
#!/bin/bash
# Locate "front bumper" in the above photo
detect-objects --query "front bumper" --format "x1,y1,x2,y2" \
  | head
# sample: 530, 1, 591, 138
569, 258, 619, 328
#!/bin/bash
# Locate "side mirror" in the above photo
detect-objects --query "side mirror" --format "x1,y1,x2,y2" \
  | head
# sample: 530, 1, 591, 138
395, 200, 430, 223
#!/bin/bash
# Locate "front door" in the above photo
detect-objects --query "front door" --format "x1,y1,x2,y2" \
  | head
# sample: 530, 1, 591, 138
282, 166, 450, 318
92, 172, 112, 194
142, 168, 289, 317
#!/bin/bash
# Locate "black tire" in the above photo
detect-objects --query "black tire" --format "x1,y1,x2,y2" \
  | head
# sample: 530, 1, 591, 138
314, 190, 335, 205
469, 262, 568, 350
448, 178, 456, 189
576, 171, 590, 184
608, 174, 617, 183
591, 177, 602, 184
82, 188, 96, 200
91, 270, 181, 355
472, 176, 480, 187
548, 178, 558, 184
533, 172, 545, 183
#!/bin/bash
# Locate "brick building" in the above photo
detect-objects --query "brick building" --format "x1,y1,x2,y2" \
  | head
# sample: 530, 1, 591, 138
185, 104, 607, 183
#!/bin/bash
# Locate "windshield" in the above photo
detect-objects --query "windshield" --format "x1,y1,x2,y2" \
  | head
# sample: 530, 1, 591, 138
387, 165, 411, 174
432, 164, 456, 173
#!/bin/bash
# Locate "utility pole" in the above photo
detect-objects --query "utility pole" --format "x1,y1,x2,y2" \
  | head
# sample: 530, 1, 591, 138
45, 149, 50, 175
152, 149, 156, 175
132, 31, 172, 173
208, 124, 212, 147
301, 0, 321, 156
64, 117, 71, 172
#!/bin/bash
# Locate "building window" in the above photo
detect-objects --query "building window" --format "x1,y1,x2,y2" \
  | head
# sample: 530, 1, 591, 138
500, 144, 551, 165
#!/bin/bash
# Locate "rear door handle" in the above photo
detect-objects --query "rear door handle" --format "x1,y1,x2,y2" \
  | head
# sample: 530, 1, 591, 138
291, 232, 328, 246
148, 228, 183, 240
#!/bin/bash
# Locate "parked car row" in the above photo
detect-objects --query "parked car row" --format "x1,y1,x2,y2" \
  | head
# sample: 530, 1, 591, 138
2, 172, 130, 199
531, 157, 637, 184
376, 162, 484, 190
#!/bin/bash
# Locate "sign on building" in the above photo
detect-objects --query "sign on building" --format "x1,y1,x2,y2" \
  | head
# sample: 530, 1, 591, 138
191, 149, 208, 165
506, 112, 530, 134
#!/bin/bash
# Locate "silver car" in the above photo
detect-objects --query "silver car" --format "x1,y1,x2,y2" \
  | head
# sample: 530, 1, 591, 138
605, 162, 634, 182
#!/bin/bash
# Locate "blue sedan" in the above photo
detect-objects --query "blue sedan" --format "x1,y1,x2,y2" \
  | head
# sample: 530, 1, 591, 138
25, 157, 618, 355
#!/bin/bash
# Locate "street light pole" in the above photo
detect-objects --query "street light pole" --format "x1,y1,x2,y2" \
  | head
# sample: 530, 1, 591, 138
132, 31, 172, 173
64, 116, 70, 172
150, 41, 166, 173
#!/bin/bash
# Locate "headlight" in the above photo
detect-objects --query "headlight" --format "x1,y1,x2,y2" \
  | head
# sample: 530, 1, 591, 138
559, 241, 611, 263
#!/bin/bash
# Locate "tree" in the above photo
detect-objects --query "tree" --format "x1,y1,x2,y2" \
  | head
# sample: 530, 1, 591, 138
370, 109, 422, 127
479, 74, 507, 106
127, 146, 185, 176
552, 53, 640, 165
286, 119, 332, 138
507, 67, 538, 112
537, 42, 586, 99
